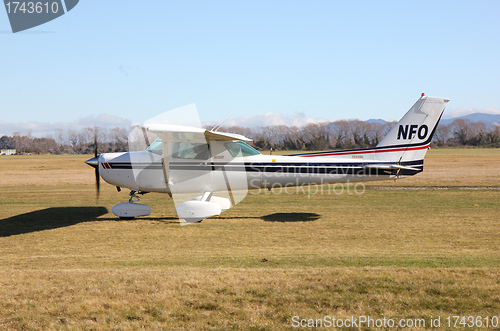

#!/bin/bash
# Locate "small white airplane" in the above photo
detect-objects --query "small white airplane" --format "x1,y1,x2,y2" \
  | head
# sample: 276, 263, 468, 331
86, 94, 449, 223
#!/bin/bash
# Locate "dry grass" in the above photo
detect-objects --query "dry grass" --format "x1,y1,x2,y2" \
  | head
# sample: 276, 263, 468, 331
0, 154, 91, 186
0, 149, 499, 329
0, 268, 498, 330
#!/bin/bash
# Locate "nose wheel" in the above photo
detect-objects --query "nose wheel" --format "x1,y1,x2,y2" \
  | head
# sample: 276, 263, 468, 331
111, 190, 152, 220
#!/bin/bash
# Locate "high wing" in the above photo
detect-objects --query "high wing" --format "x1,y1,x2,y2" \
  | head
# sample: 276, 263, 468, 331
140, 123, 252, 142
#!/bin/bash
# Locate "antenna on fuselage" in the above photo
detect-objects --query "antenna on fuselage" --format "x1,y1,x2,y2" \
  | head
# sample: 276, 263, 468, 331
210, 113, 233, 132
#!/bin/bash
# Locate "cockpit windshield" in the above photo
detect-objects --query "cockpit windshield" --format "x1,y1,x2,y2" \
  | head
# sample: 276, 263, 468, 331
146, 138, 163, 155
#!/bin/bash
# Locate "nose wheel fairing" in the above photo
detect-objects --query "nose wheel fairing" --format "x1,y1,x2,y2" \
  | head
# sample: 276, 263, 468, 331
111, 190, 151, 219
111, 202, 151, 219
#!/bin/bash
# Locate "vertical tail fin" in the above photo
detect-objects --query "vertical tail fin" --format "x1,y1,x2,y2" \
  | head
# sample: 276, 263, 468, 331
375, 94, 449, 162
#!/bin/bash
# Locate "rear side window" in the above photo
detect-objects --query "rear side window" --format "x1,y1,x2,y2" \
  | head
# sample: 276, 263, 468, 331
224, 141, 260, 157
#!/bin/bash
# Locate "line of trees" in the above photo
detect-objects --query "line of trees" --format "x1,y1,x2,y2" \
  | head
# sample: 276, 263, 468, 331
0, 127, 129, 155
224, 119, 500, 151
1, 119, 498, 154
222, 121, 394, 151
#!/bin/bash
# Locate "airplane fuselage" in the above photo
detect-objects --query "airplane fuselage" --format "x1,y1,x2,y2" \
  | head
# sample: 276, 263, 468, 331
98, 147, 422, 195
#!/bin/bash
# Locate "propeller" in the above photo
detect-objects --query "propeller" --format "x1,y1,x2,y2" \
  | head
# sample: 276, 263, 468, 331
94, 135, 100, 198
85, 133, 100, 198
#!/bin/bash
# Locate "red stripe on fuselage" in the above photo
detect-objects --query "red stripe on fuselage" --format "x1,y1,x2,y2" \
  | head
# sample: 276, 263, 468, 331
298, 144, 430, 157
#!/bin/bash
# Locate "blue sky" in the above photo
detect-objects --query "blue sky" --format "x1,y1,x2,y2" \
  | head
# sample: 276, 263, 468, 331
1, 1, 499, 135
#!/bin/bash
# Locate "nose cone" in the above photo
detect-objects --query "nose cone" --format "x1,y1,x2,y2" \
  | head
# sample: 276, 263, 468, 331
85, 156, 99, 169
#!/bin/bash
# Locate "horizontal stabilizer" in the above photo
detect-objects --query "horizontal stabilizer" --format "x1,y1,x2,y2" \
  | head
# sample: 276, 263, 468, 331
364, 164, 421, 171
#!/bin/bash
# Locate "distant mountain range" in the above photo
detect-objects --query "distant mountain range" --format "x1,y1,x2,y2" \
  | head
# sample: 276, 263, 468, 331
366, 113, 500, 127
439, 113, 500, 126
365, 119, 392, 124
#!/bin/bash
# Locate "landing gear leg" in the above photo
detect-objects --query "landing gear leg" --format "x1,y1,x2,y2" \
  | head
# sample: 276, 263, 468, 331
128, 190, 140, 203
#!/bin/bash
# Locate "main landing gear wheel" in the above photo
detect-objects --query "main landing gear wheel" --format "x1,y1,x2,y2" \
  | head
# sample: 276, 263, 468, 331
111, 190, 151, 220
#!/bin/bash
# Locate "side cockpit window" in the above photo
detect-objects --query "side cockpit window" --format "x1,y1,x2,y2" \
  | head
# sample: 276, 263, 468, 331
147, 139, 210, 160
173, 142, 210, 160
224, 141, 261, 157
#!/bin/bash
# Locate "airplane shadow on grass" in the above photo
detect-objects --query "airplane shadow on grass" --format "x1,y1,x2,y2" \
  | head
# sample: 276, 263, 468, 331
261, 212, 320, 222
0, 208, 319, 237
114, 212, 320, 224
0, 207, 109, 237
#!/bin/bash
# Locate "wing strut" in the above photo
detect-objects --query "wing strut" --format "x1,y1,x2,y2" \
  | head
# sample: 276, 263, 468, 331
161, 137, 170, 187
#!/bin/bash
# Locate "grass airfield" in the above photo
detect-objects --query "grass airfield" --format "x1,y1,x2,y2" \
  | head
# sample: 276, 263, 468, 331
0, 149, 499, 329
